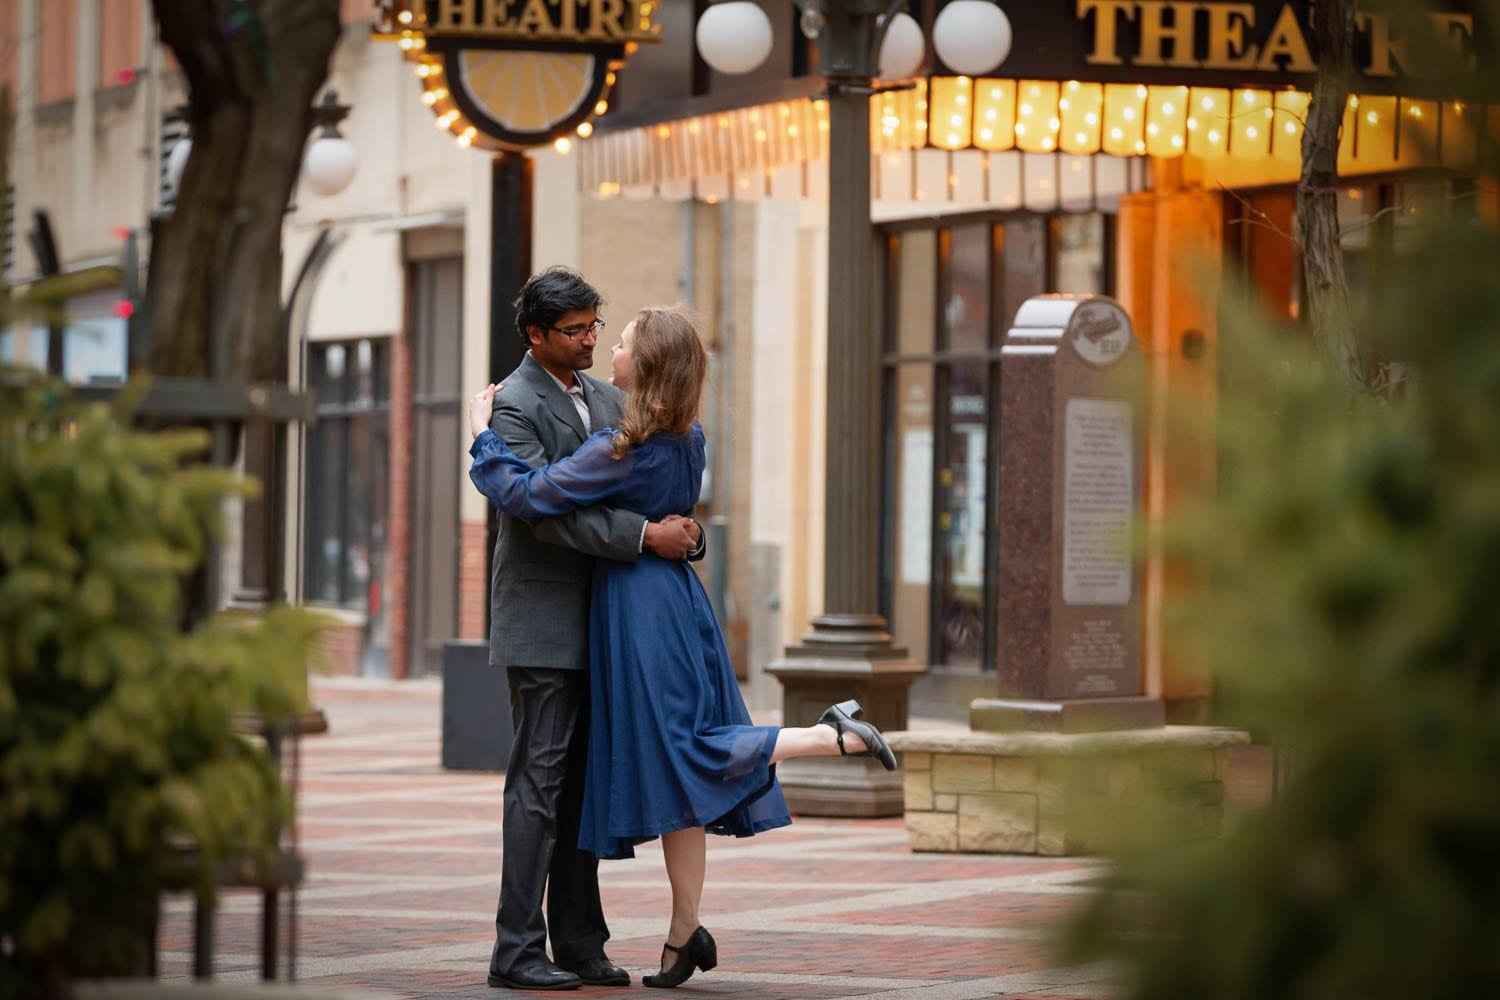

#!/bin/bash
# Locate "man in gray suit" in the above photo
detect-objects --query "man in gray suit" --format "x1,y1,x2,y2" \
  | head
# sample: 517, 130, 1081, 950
482, 267, 702, 992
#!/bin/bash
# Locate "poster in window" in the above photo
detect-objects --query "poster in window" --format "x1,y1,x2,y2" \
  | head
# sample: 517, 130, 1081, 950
900, 428, 933, 584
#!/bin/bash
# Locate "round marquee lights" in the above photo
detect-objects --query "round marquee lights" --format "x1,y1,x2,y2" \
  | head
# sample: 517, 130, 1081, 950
378, 0, 661, 152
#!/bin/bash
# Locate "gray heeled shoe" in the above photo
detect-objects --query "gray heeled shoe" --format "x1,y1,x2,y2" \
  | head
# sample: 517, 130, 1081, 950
818, 699, 897, 771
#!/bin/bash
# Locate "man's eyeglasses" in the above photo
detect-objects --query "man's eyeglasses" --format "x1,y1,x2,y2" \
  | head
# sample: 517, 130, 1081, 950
547, 318, 606, 339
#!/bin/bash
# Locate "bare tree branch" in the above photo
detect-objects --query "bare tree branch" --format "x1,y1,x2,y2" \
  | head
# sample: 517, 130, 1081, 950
1220, 182, 1300, 248
1338, 190, 1480, 238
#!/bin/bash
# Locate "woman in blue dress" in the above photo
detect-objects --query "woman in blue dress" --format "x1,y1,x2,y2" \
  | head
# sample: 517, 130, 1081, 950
467, 307, 895, 989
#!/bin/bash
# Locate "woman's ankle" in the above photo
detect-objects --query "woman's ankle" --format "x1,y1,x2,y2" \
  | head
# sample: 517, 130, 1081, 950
822, 721, 867, 755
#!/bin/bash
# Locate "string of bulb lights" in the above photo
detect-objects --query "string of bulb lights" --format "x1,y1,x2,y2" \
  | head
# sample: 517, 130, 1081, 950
577, 77, 1492, 195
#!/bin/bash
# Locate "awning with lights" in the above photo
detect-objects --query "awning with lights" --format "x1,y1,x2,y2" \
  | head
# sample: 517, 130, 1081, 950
579, 76, 1498, 206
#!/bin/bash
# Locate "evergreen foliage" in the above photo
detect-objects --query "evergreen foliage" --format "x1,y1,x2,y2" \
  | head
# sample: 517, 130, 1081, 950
1063, 214, 1500, 997
0, 372, 324, 995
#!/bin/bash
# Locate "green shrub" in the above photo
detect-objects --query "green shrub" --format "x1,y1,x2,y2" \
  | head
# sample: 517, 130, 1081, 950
0, 372, 325, 997
1062, 212, 1500, 998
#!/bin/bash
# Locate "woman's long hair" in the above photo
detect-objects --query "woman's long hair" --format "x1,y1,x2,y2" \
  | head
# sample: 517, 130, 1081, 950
611, 307, 708, 458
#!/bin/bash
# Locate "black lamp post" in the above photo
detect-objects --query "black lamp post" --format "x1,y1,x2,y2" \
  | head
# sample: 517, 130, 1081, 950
693, 0, 1015, 814
760, 0, 925, 818
232, 90, 356, 615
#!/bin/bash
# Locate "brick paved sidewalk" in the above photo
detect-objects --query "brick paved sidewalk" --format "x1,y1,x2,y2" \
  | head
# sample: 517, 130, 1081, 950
156, 678, 1118, 1000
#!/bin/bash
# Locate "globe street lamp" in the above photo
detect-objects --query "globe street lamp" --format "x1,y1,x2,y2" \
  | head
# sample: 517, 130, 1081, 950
877, 12, 924, 80
695, 2, 775, 75
692, 0, 1012, 80
931, 0, 1013, 76
694, 0, 1014, 816
169, 91, 360, 203
300, 91, 360, 198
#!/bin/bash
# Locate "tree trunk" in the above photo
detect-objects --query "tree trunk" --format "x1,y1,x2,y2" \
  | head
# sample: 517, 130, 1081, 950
3, 84, 12, 322
2, 85, 11, 327
145, 0, 342, 382
1296, 0, 1366, 395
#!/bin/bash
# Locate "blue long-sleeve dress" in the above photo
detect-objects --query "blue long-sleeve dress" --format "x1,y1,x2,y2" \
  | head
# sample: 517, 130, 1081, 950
469, 422, 791, 860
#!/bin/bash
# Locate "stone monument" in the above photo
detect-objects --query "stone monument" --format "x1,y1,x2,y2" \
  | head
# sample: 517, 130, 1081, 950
885, 295, 1248, 855
978, 294, 1164, 733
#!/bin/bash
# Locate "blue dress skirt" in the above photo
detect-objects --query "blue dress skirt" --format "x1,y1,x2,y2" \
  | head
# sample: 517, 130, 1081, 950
469, 423, 792, 860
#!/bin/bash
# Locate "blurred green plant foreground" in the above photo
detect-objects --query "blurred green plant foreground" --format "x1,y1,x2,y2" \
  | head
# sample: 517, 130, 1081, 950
1064, 216, 1500, 995
0, 375, 325, 995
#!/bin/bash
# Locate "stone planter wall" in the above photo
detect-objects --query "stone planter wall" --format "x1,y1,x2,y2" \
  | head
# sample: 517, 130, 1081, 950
887, 727, 1249, 855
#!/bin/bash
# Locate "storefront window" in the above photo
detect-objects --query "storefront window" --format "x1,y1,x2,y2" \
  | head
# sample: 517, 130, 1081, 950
0, 289, 128, 383
946, 225, 991, 353
1335, 185, 1380, 345
0, 326, 47, 367
304, 339, 390, 612
935, 224, 994, 668
938, 360, 988, 669
885, 362, 934, 664
893, 230, 935, 355
882, 211, 1112, 671
1230, 176, 1477, 389
1002, 218, 1047, 323
63, 291, 129, 383
884, 230, 937, 660
1054, 214, 1107, 295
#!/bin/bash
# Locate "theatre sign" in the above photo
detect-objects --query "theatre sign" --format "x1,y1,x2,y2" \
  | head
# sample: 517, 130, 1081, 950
375, 0, 660, 150
992, 1, 1487, 96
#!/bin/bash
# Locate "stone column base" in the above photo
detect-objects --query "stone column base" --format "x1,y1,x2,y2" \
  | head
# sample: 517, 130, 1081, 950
766, 618, 925, 818
885, 726, 1249, 855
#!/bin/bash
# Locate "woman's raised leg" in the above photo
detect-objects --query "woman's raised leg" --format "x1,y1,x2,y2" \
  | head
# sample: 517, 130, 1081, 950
769, 700, 896, 771
769, 724, 863, 762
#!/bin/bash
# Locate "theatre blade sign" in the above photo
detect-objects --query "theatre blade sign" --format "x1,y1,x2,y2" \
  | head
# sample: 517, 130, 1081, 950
377, 0, 660, 151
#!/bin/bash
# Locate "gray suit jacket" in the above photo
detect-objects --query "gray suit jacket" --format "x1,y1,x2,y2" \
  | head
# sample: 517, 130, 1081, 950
487, 354, 645, 669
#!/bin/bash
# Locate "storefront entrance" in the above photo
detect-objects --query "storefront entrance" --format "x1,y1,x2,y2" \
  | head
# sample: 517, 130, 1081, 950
881, 210, 1113, 708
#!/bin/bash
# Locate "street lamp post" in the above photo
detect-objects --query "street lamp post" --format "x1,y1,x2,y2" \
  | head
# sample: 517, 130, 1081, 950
231, 90, 359, 615
817, 0, 892, 625
698, 0, 1013, 816
763, 0, 924, 818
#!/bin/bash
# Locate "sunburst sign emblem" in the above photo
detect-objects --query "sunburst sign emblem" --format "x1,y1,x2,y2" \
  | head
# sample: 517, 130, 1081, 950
375, 0, 661, 151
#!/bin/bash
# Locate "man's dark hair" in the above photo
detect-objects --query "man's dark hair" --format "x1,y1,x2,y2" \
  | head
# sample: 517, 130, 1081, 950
513, 266, 604, 348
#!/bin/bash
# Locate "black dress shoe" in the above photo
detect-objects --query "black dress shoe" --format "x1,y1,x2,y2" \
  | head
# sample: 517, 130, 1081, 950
819, 699, 898, 771
558, 956, 630, 986
487, 962, 582, 991
642, 926, 717, 989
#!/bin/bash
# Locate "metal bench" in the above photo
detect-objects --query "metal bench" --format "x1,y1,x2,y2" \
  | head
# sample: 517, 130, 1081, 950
158, 711, 327, 981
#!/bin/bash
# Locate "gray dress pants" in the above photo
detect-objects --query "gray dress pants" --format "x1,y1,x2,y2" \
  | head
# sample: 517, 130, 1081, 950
490, 666, 609, 975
